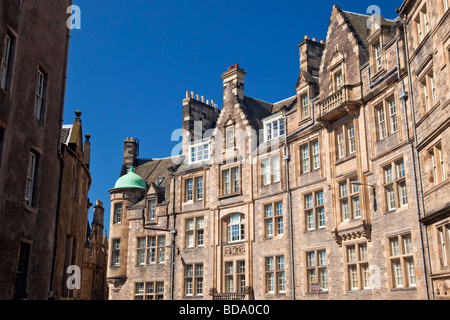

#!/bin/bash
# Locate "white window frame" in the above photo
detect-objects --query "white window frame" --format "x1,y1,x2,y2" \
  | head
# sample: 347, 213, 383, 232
113, 203, 122, 224
1, 34, 12, 90
263, 114, 285, 142
265, 256, 285, 294
383, 159, 408, 211
227, 213, 245, 243
25, 151, 38, 206
184, 263, 203, 297
189, 140, 210, 164
185, 217, 204, 248
148, 199, 156, 221
261, 154, 280, 186
389, 234, 416, 289
34, 69, 45, 121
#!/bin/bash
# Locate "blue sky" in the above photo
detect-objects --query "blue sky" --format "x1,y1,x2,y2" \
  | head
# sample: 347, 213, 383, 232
65, 0, 403, 235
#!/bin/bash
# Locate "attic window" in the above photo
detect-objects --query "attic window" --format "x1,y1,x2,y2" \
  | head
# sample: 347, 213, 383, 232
190, 140, 210, 164
157, 177, 164, 185
264, 115, 285, 142
374, 42, 383, 73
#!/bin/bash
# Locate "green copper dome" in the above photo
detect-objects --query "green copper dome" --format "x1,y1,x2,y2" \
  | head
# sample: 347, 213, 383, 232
112, 166, 147, 190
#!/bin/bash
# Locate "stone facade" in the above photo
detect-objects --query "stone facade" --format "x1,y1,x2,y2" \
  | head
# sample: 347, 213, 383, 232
107, 1, 449, 300
0, 0, 72, 300
81, 200, 109, 300
50, 110, 93, 300
398, 0, 450, 300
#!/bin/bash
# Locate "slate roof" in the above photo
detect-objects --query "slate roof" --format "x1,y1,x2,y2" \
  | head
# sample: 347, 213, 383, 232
124, 156, 182, 209
242, 95, 297, 132
339, 7, 398, 52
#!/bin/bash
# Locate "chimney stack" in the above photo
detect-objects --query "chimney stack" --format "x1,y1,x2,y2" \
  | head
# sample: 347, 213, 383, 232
123, 137, 139, 168
298, 37, 325, 78
221, 64, 246, 104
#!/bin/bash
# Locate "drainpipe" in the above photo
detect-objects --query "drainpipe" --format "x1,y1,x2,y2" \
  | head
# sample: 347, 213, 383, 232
283, 117, 295, 300
284, 98, 317, 300
170, 172, 177, 301
397, 18, 432, 300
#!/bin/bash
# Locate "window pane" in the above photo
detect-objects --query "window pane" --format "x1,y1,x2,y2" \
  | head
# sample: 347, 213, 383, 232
403, 235, 413, 255
377, 107, 387, 139
224, 170, 231, 195
261, 159, 270, 185
306, 210, 314, 230
312, 140, 320, 169
396, 160, 405, 179
233, 168, 240, 193
399, 181, 408, 206
347, 246, 356, 263
359, 244, 368, 261
386, 186, 396, 210
337, 129, 345, 158
265, 204, 273, 218
305, 194, 313, 209
266, 257, 274, 271
349, 265, 358, 289
348, 123, 356, 154
385, 165, 393, 183
353, 196, 361, 218
272, 156, 280, 182
316, 191, 324, 206
391, 238, 400, 256
307, 252, 316, 267
389, 99, 398, 133
340, 182, 348, 197
319, 268, 328, 290
302, 145, 310, 173
318, 251, 326, 266
393, 260, 403, 288
341, 199, 349, 221
318, 208, 325, 228
407, 258, 416, 286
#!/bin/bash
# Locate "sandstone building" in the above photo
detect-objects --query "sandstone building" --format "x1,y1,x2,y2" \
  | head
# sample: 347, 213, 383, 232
50, 110, 93, 300
81, 200, 109, 300
106, 0, 449, 300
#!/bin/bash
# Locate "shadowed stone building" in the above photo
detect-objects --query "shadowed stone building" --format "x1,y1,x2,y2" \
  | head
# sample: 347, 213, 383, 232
107, 0, 449, 300
81, 200, 109, 300
0, 0, 72, 300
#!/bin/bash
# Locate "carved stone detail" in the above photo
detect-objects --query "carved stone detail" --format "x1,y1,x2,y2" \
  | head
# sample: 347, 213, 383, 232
224, 244, 245, 256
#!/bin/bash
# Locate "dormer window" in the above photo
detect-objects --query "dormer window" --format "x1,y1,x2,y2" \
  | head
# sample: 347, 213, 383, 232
301, 94, 309, 119
190, 140, 210, 164
374, 42, 383, 72
264, 115, 285, 142
147, 199, 156, 221
226, 128, 235, 149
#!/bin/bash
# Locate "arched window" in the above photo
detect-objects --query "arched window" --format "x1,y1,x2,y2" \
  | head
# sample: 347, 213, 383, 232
227, 214, 245, 243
